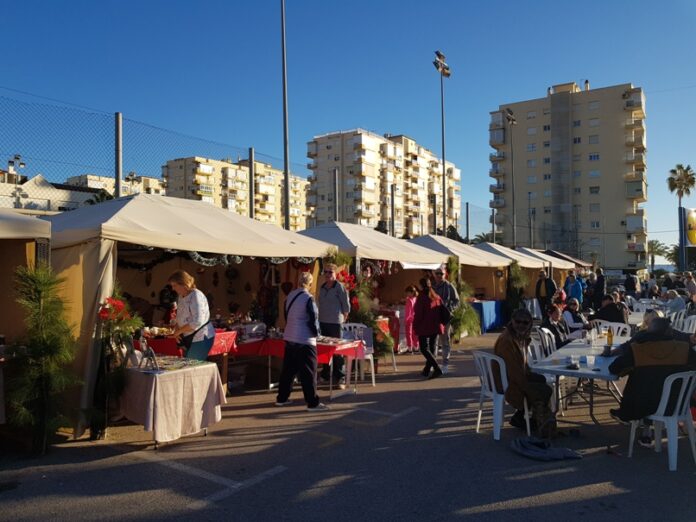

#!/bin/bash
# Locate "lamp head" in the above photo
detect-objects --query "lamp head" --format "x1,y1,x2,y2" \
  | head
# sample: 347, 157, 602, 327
435, 50, 446, 61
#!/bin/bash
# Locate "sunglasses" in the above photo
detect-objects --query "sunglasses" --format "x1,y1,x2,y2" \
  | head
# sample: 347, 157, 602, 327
434, 272, 444, 276
513, 320, 531, 326
323, 270, 334, 274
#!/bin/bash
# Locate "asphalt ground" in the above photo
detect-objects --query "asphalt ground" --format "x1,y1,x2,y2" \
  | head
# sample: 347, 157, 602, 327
1, 333, 695, 521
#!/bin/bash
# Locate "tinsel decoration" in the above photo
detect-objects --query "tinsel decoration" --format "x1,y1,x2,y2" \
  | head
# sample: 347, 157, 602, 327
188, 251, 229, 266
296, 257, 315, 264
268, 257, 290, 265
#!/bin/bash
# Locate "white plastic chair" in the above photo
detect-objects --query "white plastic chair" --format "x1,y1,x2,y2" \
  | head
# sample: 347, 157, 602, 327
341, 323, 376, 386
472, 350, 530, 440
633, 302, 649, 313
592, 320, 630, 338
627, 371, 696, 471
535, 327, 556, 357
676, 312, 694, 333
624, 295, 637, 310
532, 328, 565, 414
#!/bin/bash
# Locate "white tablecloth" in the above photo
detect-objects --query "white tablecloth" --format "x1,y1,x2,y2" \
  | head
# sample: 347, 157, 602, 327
121, 362, 226, 443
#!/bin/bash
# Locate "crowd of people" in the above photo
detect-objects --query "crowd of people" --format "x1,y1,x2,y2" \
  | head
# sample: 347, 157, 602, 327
496, 267, 696, 440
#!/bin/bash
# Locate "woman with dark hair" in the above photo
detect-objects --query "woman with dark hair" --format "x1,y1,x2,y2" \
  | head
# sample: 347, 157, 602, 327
413, 277, 444, 379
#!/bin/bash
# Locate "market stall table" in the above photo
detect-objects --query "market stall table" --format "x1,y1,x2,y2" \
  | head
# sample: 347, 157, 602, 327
531, 337, 628, 424
120, 357, 226, 445
472, 300, 504, 333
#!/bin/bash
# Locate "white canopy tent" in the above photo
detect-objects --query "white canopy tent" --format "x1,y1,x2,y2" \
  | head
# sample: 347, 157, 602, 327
0, 208, 50, 239
299, 222, 449, 266
516, 247, 575, 270
409, 235, 511, 267
44, 195, 335, 437
473, 242, 547, 269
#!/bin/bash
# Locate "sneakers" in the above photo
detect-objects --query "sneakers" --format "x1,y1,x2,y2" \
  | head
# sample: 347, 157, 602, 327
274, 400, 293, 407
307, 403, 330, 412
428, 369, 443, 380
638, 435, 653, 448
609, 408, 629, 425
421, 368, 431, 377
442, 364, 449, 375
337, 378, 347, 390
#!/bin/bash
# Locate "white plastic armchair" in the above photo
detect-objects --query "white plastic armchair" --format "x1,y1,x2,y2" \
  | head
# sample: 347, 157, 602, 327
472, 350, 530, 440
341, 322, 376, 386
627, 371, 696, 471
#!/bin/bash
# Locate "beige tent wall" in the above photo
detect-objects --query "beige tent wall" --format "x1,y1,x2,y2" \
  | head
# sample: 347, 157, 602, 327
52, 239, 116, 438
0, 239, 36, 344
374, 268, 430, 306
460, 265, 507, 301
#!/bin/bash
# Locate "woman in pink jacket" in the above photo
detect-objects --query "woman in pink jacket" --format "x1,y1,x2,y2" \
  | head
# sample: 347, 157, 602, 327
403, 285, 418, 353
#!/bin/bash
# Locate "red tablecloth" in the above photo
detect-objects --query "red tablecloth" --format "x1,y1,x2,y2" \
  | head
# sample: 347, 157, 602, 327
377, 311, 400, 345
135, 330, 238, 358
235, 338, 363, 365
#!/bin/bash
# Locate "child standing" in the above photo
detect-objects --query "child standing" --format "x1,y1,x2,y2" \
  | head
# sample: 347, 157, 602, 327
403, 285, 418, 353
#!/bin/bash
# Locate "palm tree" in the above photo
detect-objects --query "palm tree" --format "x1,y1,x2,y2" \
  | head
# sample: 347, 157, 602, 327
472, 232, 493, 244
647, 239, 668, 273
667, 164, 695, 208
84, 189, 114, 206
665, 244, 679, 268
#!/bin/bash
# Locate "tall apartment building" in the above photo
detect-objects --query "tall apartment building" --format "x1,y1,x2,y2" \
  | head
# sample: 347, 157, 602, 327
306, 129, 461, 237
489, 81, 647, 271
161, 156, 309, 231
65, 174, 166, 196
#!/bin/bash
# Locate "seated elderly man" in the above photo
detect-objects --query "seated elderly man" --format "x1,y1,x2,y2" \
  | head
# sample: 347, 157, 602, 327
608, 317, 696, 440
562, 298, 592, 339
494, 308, 555, 437
664, 289, 686, 314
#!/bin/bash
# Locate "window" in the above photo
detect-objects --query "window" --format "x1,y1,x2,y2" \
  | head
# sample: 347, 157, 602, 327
574, 187, 581, 194
589, 237, 600, 246
527, 159, 537, 168
573, 154, 581, 162
590, 221, 600, 229
543, 206, 552, 214
589, 170, 601, 178
527, 127, 537, 135
543, 157, 551, 164
589, 186, 600, 194
589, 153, 600, 161
326, 144, 332, 150
543, 173, 552, 180
589, 118, 600, 127
588, 134, 599, 144
573, 137, 581, 144
589, 203, 600, 213
589, 101, 600, 110
543, 107, 550, 115
320, 195, 325, 201
334, 155, 340, 161
544, 190, 551, 198
543, 124, 551, 132
543, 141, 550, 148
527, 111, 537, 119
527, 175, 537, 184
529, 192, 537, 199
573, 120, 581, 127
527, 143, 537, 152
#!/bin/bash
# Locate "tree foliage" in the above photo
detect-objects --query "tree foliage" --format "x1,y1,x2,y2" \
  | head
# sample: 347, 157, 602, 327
667, 164, 695, 207
445, 256, 481, 339
647, 240, 668, 274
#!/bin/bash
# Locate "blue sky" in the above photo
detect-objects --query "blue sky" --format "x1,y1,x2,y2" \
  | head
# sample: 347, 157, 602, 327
3, 0, 696, 261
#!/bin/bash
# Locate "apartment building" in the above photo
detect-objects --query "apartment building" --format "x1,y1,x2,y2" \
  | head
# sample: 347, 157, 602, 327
64, 174, 166, 196
161, 156, 309, 231
489, 81, 647, 271
306, 129, 461, 237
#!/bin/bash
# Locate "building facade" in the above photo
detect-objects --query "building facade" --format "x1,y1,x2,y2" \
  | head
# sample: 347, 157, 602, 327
64, 174, 166, 196
306, 129, 461, 236
489, 81, 647, 271
0, 172, 103, 212
161, 156, 309, 231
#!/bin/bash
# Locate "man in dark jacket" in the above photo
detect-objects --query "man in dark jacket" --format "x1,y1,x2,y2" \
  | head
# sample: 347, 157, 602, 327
608, 317, 696, 423
593, 268, 606, 311
535, 270, 557, 315
588, 294, 627, 324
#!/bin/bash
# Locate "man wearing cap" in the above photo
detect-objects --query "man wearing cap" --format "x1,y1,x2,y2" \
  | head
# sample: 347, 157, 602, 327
432, 267, 459, 374
318, 263, 351, 384
535, 270, 557, 314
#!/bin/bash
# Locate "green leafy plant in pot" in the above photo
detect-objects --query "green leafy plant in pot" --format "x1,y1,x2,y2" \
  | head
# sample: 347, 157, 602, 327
445, 256, 481, 341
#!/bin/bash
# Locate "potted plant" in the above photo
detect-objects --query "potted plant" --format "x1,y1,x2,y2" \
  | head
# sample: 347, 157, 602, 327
5, 264, 78, 454
445, 256, 481, 342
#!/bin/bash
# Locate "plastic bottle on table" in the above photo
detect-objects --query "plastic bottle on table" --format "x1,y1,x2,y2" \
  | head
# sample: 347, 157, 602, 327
607, 327, 614, 347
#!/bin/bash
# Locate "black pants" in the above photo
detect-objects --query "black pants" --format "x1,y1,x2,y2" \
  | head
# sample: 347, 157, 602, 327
276, 341, 320, 408
419, 334, 441, 374
319, 322, 345, 380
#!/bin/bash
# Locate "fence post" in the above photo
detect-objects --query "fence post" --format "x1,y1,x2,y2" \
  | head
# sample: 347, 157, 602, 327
115, 112, 122, 198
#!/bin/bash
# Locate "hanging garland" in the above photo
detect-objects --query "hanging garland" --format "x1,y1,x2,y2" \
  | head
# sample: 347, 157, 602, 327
117, 251, 178, 271
296, 256, 315, 264
268, 257, 290, 265
188, 251, 230, 267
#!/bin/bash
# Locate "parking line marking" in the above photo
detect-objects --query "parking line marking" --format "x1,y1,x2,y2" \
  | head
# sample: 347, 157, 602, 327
189, 466, 287, 509
133, 450, 241, 489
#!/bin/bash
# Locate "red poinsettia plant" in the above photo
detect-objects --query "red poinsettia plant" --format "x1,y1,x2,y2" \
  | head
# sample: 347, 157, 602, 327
97, 290, 143, 342
336, 269, 356, 292
98, 297, 130, 321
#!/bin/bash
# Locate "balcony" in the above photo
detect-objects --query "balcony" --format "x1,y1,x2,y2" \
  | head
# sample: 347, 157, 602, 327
626, 206, 645, 218
624, 117, 644, 129
490, 183, 505, 193
489, 111, 504, 129
307, 143, 318, 158
626, 260, 647, 270
490, 198, 505, 209
307, 162, 317, 170
494, 213, 506, 225
489, 167, 505, 178
626, 242, 646, 252
625, 152, 646, 167
194, 168, 214, 176
489, 151, 505, 162
626, 180, 647, 202
624, 97, 645, 118
624, 169, 646, 182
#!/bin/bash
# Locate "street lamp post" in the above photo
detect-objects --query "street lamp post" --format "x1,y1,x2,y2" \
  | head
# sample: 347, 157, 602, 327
504, 108, 517, 247
280, 0, 290, 230
7, 154, 26, 209
433, 50, 451, 236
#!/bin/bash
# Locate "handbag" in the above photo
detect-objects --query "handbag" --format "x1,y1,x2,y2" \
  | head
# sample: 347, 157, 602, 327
177, 320, 211, 351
